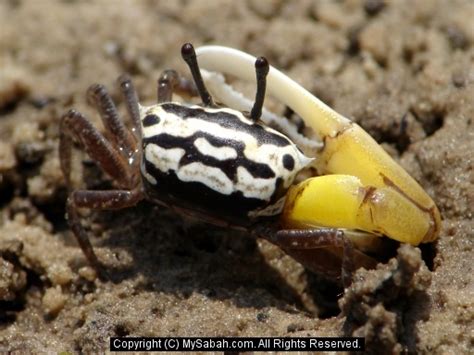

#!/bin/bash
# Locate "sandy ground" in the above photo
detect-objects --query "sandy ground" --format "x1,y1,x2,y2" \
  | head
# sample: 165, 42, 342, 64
0, 0, 473, 353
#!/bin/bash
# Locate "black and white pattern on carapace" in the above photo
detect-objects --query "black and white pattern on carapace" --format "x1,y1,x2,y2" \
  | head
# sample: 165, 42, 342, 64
142, 114, 161, 127
140, 103, 313, 222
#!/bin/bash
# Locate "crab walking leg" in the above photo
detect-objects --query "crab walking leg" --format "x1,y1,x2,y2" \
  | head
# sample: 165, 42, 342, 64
60, 109, 132, 189
118, 74, 142, 142
87, 84, 137, 157
67, 188, 144, 276
270, 228, 357, 287
196, 46, 441, 244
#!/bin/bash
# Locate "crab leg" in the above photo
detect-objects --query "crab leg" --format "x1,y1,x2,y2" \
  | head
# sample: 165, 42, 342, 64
195, 46, 440, 245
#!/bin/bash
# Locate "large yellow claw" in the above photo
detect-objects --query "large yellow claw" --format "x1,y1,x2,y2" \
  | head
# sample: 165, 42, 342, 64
196, 46, 441, 245
283, 175, 439, 245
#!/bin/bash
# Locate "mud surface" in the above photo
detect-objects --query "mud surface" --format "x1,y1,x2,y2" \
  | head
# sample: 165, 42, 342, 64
0, 0, 473, 353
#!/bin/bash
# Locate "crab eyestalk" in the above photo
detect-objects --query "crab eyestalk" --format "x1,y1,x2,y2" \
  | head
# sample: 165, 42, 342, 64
195, 45, 441, 245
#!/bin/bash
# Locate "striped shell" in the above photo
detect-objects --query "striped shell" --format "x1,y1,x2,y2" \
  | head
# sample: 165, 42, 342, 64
140, 103, 313, 226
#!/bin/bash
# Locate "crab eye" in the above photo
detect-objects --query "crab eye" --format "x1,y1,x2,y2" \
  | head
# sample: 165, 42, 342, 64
143, 114, 161, 127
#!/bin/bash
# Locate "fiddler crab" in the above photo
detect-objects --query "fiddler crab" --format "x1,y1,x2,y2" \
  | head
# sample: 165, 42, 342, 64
60, 43, 441, 284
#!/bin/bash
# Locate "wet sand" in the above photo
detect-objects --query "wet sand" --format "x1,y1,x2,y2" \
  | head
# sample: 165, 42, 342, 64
0, 0, 473, 353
